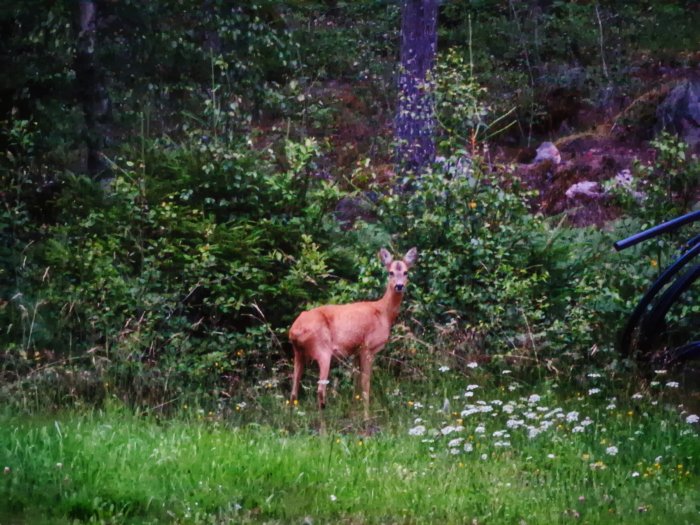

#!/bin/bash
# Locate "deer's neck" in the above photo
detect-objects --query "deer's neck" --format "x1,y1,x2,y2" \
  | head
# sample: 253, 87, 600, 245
378, 285, 404, 325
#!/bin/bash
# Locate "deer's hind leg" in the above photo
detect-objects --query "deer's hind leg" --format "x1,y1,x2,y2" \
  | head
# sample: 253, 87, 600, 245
290, 343, 305, 404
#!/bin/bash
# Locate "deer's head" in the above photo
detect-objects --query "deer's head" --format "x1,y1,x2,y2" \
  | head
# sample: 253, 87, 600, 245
379, 247, 418, 293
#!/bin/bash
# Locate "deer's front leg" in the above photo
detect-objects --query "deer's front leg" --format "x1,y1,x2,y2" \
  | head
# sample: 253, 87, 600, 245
316, 353, 332, 410
358, 349, 376, 421
352, 354, 362, 401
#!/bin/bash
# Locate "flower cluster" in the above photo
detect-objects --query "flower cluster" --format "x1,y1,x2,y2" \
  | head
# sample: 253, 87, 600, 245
406, 377, 698, 468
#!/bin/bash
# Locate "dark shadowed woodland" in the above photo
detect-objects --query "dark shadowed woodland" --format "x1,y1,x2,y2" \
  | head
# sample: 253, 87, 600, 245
2, 2, 700, 524
2, 0, 700, 411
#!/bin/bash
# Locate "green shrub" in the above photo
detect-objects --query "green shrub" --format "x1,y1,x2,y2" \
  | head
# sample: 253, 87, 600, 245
344, 155, 669, 378
1, 120, 355, 405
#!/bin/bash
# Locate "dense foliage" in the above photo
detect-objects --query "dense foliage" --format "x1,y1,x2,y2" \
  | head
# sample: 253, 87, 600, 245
2, 1, 699, 408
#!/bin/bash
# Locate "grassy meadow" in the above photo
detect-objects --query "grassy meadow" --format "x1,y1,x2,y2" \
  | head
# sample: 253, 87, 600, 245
1, 367, 699, 524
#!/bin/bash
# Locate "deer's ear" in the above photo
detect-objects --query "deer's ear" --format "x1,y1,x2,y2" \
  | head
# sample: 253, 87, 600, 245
379, 248, 393, 267
403, 247, 418, 268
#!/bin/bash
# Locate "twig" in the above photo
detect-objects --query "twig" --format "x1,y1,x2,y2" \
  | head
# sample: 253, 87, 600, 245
594, 2, 610, 82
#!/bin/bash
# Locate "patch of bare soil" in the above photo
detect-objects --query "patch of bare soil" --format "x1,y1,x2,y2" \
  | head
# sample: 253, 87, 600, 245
511, 133, 657, 227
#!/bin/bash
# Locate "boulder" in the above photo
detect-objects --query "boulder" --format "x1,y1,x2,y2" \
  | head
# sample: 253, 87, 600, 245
565, 181, 603, 200
656, 78, 700, 152
533, 141, 561, 164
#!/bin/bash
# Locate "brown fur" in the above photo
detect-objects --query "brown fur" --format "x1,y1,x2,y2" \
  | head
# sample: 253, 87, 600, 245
289, 247, 418, 418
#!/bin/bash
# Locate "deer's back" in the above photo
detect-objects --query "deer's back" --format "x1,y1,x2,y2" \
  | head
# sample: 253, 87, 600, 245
289, 301, 390, 358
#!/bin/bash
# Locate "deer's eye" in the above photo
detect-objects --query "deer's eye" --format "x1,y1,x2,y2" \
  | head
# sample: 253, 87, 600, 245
389, 271, 395, 276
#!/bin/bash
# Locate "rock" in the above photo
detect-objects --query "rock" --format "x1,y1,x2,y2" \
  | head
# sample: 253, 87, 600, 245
655, 78, 700, 152
533, 142, 561, 164
334, 195, 374, 228
565, 181, 603, 200
611, 169, 645, 201
614, 168, 633, 188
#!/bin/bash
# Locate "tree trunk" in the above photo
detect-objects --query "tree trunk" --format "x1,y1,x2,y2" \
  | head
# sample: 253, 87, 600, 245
202, 0, 222, 54
396, 0, 439, 175
75, 0, 111, 178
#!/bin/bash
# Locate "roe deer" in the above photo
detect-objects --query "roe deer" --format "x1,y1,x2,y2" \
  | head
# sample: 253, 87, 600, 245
289, 247, 418, 419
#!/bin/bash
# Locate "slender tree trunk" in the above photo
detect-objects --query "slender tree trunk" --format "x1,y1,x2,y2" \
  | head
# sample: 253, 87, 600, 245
396, 0, 438, 175
75, 0, 111, 178
202, 0, 222, 53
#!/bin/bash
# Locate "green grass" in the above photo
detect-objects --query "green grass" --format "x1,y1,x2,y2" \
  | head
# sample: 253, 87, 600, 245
1, 370, 699, 524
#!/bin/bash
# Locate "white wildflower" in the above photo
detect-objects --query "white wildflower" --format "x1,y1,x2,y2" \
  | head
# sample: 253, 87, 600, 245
527, 427, 540, 439
467, 362, 479, 369
448, 438, 464, 448
480, 453, 488, 461
666, 381, 679, 388
572, 425, 585, 433
605, 446, 619, 456
464, 442, 474, 452
588, 388, 601, 395
545, 408, 563, 418
631, 393, 643, 400
528, 394, 541, 404
474, 425, 486, 434
466, 384, 479, 391
587, 372, 602, 378
408, 425, 426, 436
631, 471, 640, 478
438, 365, 450, 373
506, 419, 524, 429
440, 425, 464, 435
566, 411, 579, 423
330, 494, 337, 502
686, 414, 699, 424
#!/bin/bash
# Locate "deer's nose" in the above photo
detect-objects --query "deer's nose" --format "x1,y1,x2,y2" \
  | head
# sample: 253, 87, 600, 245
394, 283, 405, 292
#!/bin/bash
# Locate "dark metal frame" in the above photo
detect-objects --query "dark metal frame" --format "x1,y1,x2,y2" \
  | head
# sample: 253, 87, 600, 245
614, 210, 700, 365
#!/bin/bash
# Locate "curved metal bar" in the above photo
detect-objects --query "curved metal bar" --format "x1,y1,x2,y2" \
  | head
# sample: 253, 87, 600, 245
667, 340, 700, 365
619, 242, 700, 356
637, 264, 700, 352
681, 232, 700, 255
614, 210, 700, 251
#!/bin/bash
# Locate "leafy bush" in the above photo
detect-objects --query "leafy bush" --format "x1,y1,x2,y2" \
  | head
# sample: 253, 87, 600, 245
2, 118, 355, 405
606, 132, 700, 224
4, 129, 682, 406
343, 155, 669, 378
